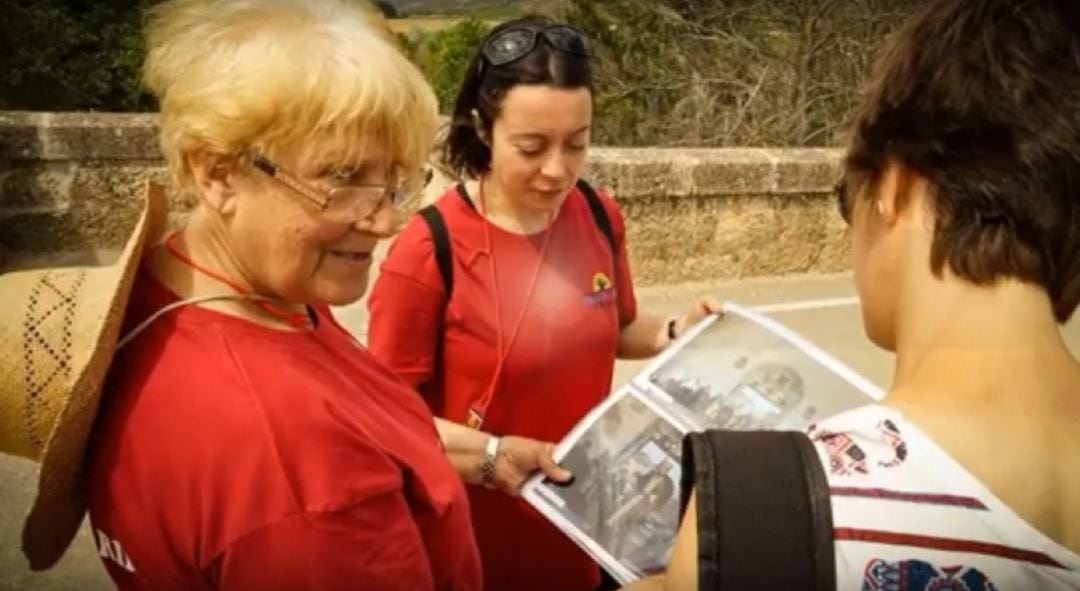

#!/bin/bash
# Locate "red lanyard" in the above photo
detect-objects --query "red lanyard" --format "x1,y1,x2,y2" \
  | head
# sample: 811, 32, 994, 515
163, 231, 311, 330
466, 180, 555, 430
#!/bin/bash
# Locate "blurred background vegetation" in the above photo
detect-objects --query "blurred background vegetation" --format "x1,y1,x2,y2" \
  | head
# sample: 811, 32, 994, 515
0, 0, 916, 147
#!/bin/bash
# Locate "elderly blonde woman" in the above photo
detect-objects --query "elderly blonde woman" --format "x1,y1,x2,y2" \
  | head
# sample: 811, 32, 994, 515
82, 1, 481, 589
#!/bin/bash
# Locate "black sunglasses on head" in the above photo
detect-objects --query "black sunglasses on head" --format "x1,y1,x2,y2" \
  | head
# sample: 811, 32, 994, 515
480, 24, 589, 69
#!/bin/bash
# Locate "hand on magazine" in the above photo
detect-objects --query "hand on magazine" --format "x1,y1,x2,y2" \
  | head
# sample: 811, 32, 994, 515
672, 296, 724, 338
494, 436, 573, 496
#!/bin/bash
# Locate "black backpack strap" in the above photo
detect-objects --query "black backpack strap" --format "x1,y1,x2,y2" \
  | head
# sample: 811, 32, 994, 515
423, 183, 612, 299
681, 430, 836, 591
577, 179, 617, 258
418, 204, 453, 297
415, 204, 453, 399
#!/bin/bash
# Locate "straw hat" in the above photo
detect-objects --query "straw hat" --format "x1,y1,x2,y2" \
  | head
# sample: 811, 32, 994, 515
0, 181, 167, 570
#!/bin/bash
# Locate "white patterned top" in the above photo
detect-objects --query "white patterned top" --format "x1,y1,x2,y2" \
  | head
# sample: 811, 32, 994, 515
808, 405, 1080, 591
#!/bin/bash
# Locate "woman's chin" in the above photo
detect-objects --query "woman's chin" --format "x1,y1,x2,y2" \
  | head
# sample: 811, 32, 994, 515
527, 192, 569, 215
312, 278, 369, 308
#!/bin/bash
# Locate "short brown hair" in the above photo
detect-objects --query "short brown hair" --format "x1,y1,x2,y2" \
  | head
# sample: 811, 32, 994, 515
845, 0, 1080, 322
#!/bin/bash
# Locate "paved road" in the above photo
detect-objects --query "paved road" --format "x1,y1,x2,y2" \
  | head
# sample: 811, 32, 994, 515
3, 272, 1077, 590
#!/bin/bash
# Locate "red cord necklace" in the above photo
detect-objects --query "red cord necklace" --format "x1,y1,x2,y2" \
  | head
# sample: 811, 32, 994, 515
466, 179, 556, 430
163, 232, 311, 330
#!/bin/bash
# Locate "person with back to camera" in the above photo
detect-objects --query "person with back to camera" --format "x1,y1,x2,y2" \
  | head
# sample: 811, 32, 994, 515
624, 0, 1080, 589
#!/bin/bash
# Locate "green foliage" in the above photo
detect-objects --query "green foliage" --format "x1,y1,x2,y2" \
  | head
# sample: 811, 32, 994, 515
0, 0, 913, 147
0, 0, 154, 111
0, 0, 489, 115
0, 0, 488, 116
409, 17, 490, 114
396, 31, 423, 62
546, 0, 914, 147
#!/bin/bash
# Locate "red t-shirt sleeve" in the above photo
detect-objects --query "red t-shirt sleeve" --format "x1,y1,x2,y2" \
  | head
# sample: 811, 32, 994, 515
597, 188, 638, 327
366, 216, 446, 390
211, 493, 434, 591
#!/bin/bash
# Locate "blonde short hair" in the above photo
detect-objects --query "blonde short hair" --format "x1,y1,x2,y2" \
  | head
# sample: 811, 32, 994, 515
143, 0, 437, 196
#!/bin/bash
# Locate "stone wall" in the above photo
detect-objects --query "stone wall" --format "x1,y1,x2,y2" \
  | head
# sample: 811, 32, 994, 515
0, 111, 849, 284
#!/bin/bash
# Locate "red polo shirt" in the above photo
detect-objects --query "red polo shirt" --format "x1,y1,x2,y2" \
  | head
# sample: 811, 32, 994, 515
86, 271, 481, 591
367, 184, 637, 591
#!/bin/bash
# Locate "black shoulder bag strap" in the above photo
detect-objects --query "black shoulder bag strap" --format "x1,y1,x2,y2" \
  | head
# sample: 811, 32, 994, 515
680, 430, 836, 591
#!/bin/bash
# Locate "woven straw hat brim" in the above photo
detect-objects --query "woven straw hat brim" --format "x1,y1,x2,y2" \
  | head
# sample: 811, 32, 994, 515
1, 182, 168, 570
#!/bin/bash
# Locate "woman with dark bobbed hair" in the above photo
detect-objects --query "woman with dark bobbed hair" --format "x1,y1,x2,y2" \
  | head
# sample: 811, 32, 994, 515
368, 15, 719, 591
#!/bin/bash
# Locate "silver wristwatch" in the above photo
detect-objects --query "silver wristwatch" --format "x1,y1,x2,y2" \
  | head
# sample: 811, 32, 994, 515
480, 435, 501, 488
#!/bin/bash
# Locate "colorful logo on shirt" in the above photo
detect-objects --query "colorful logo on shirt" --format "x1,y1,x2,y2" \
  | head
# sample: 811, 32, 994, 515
808, 419, 908, 477
583, 271, 616, 307
862, 559, 998, 591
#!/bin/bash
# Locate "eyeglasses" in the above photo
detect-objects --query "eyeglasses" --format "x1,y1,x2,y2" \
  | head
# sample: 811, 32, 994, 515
834, 179, 852, 224
249, 153, 430, 222
481, 24, 589, 69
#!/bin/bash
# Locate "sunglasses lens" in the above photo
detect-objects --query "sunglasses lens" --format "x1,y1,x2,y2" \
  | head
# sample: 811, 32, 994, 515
546, 25, 588, 56
483, 29, 536, 66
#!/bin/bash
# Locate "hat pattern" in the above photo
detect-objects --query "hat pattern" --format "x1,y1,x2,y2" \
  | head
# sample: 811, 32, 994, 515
22, 270, 86, 457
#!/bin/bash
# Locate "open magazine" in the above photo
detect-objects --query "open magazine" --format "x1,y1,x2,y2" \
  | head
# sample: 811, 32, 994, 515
521, 300, 884, 584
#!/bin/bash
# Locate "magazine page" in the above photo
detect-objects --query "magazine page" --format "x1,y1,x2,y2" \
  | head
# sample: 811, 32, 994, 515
635, 301, 882, 432
523, 299, 882, 584
522, 386, 690, 584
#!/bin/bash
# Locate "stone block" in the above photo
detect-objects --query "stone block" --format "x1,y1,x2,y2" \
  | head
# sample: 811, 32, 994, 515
0, 161, 77, 211
688, 149, 776, 196
0, 209, 110, 254
1, 163, 171, 254
0, 111, 161, 161
768, 148, 844, 194
0, 112, 45, 160
586, 149, 689, 199
621, 192, 850, 286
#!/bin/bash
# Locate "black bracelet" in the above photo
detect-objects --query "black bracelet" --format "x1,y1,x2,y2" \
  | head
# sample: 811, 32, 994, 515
667, 317, 679, 341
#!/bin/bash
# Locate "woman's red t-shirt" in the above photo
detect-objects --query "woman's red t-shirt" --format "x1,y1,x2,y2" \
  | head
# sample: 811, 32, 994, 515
367, 184, 637, 591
